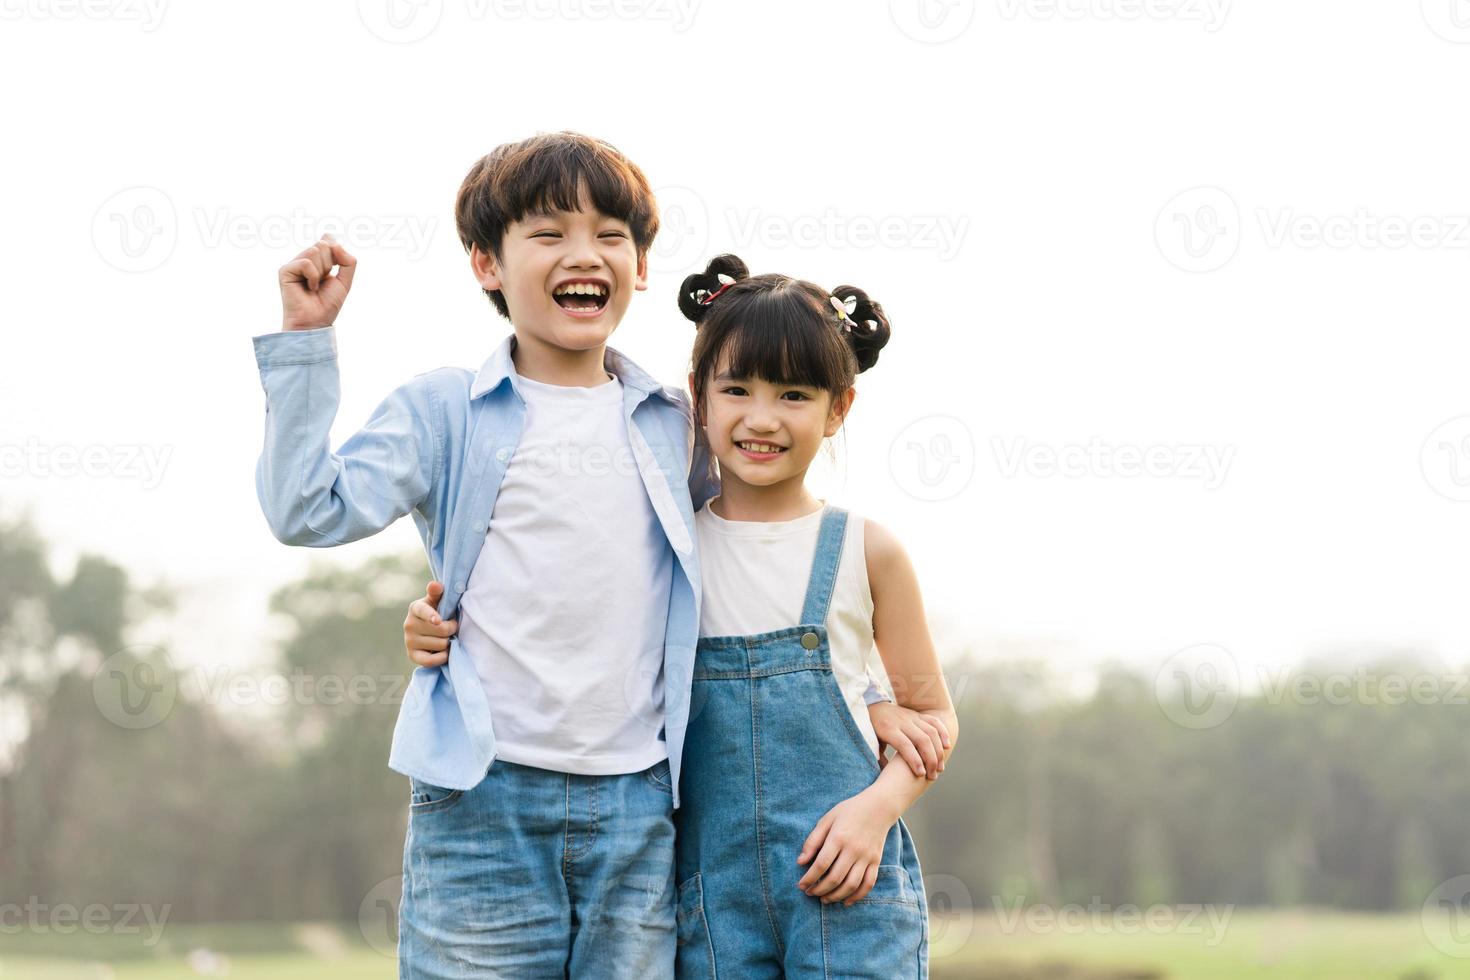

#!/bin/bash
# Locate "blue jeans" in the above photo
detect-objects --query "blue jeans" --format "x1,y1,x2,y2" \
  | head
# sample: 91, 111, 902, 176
398, 757, 677, 979
674, 506, 929, 979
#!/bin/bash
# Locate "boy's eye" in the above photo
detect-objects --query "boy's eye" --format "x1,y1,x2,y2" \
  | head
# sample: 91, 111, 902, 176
600, 230, 628, 239
531, 231, 561, 239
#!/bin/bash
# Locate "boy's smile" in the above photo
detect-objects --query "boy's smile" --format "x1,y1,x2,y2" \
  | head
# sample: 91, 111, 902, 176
551, 277, 611, 317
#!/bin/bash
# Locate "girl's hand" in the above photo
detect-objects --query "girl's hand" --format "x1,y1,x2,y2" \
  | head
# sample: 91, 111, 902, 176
404, 581, 457, 668
869, 701, 950, 780
279, 234, 356, 331
795, 790, 896, 906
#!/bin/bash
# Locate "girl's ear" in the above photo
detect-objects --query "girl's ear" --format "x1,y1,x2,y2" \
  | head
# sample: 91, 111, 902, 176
470, 243, 503, 291
824, 388, 856, 437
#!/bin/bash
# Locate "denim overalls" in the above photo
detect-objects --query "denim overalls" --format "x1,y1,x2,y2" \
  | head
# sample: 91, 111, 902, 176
674, 506, 929, 979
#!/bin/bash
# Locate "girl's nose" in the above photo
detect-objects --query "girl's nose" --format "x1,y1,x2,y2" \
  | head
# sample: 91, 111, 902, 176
744, 412, 779, 433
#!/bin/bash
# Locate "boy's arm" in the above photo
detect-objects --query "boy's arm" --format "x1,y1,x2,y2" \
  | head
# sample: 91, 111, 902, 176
686, 408, 720, 511
255, 329, 439, 546
255, 236, 439, 546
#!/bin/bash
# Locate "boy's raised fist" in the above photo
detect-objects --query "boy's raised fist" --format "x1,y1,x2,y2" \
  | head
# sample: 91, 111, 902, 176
279, 234, 357, 331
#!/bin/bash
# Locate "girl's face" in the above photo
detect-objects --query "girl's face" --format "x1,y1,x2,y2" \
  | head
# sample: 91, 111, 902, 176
694, 352, 855, 491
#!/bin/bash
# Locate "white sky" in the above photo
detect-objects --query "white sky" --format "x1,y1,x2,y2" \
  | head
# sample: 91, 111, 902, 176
4, 0, 1470, 685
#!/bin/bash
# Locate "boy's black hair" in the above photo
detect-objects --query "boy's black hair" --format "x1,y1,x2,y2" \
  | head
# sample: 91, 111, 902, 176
456, 131, 660, 319
679, 254, 892, 422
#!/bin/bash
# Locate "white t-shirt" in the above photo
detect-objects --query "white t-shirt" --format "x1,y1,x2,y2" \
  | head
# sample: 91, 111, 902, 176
456, 370, 673, 775
694, 500, 890, 760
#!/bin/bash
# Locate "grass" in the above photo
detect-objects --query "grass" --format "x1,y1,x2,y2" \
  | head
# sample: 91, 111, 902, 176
4, 910, 1470, 979
935, 907, 1469, 979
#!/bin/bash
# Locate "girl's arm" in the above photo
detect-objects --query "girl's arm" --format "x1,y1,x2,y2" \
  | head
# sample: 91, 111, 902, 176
796, 518, 959, 905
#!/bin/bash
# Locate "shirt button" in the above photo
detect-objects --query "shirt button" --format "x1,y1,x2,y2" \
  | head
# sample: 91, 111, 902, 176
494, 448, 511, 463
454, 581, 466, 592
472, 521, 485, 533
800, 632, 820, 650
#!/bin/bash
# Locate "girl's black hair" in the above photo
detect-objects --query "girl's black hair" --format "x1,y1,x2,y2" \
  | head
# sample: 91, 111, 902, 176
679, 254, 892, 419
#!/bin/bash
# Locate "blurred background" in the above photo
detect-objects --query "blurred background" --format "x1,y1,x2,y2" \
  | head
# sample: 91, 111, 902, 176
5, 1, 1470, 977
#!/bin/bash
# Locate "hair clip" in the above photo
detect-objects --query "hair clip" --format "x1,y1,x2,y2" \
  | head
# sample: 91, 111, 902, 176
830, 294, 855, 332
694, 273, 737, 307
832, 293, 880, 333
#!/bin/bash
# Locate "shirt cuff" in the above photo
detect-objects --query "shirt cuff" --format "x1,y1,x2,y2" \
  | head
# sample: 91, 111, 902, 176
253, 325, 337, 367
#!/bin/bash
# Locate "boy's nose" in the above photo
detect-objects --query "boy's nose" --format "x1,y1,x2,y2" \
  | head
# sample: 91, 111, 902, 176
563, 237, 603, 269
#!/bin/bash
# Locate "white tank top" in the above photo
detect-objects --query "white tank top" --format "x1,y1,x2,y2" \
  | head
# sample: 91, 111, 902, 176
694, 499, 890, 759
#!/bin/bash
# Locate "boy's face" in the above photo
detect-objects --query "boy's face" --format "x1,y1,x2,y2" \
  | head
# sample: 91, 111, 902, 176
692, 355, 855, 491
472, 189, 647, 354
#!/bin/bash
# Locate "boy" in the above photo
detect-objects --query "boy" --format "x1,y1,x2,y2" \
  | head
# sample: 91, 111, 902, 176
253, 132, 713, 978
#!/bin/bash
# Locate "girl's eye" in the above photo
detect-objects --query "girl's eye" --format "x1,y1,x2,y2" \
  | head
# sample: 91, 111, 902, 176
781, 391, 810, 401
720, 386, 748, 397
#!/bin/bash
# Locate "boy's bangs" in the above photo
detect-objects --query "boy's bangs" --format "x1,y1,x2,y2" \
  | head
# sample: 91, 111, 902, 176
494, 144, 651, 235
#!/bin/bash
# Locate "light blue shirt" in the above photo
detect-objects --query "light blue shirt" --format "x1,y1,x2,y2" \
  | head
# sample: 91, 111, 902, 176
252, 326, 718, 806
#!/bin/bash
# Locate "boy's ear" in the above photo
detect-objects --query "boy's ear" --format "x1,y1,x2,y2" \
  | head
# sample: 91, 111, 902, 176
470, 243, 503, 291
824, 388, 856, 437
634, 250, 649, 292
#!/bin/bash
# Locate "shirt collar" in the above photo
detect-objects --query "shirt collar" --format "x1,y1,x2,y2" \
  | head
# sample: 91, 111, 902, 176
469, 334, 677, 405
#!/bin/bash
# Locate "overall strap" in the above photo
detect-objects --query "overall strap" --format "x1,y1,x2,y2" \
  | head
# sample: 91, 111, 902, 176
799, 506, 850, 627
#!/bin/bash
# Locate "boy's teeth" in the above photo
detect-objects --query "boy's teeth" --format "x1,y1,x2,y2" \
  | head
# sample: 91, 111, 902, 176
554, 282, 607, 296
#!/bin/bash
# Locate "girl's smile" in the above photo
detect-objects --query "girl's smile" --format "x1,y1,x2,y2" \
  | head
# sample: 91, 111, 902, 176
735, 440, 788, 461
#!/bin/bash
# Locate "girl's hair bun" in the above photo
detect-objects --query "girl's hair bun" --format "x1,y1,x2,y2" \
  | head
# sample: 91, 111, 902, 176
678, 253, 750, 324
830, 285, 892, 372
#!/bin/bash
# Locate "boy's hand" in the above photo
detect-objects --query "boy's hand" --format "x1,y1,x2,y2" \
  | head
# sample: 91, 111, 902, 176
279, 234, 356, 331
869, 702, 950, 780
404, 581, 457, 668
795, 790, 895, 906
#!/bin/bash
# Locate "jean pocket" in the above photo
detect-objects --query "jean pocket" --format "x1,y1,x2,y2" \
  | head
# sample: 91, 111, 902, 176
409, 777, 464, 815
645, 758, 674, 795
819, 865, 924, 978
853, 864, 920, 907
674, 872, 716, 979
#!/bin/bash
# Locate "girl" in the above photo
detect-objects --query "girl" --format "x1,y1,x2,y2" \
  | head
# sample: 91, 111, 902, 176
403, 254, 957, 978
